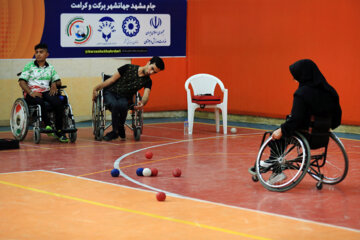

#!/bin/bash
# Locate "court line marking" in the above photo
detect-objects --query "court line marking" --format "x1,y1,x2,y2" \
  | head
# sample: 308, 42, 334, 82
0, 176, 271, 240
2, 122, 360, 232
113, 134, 360, 233
114, 133, 263, 194
1, 170, 359, 234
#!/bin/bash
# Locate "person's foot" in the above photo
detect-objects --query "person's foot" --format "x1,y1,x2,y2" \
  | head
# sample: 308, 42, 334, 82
45, 125, 54, 137
267, 172, 287, 185
55, 130, 69, 143
260, 159, 277, 168
118, 125, 126, 141
103, 131, 118, 141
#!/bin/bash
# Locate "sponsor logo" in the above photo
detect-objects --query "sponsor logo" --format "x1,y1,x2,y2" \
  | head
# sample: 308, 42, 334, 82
122, 16, 140, 37
150, 16, 162, 29
98, 16, 116, 42
65, 17, 92, 44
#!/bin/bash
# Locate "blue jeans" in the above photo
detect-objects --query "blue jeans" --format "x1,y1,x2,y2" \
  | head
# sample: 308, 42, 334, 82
103, 90, 129, 134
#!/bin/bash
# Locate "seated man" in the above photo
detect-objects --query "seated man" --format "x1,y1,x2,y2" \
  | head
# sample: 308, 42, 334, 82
249, 59, 342, 183
18, 43, 69, 143
92, 56, 165, 141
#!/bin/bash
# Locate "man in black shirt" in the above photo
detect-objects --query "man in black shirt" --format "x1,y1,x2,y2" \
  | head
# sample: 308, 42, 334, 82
92, 56, 165, 141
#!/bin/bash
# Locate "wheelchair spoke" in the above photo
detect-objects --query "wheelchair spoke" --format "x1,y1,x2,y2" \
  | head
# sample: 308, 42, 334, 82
255, 133, 310, 192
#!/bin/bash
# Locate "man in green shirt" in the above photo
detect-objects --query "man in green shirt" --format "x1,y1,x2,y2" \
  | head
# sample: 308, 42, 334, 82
18, 43, 69, 143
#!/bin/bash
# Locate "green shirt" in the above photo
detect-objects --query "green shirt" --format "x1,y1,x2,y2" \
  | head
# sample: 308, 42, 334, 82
19, 61, 60, 93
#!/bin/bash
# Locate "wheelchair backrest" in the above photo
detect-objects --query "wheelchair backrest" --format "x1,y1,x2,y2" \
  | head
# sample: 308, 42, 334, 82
307, 115, 332, 149
103, 74, 112, 81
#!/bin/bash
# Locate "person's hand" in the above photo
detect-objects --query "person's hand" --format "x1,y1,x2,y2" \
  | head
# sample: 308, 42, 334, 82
134, 101, 144, 110
93, 90, 98, 102
272, 128, 282, 140
49, 84, 58, 96
30, 91, 42, 98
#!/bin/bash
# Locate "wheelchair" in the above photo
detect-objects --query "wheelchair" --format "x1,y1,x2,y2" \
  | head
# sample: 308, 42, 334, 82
251, 116, 348, 192
10, 86, 77, 144
92, 73, 143, 141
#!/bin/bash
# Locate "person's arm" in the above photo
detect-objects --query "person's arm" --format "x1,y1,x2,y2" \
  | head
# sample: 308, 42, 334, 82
278, 92, 307, 138
49, 67, 61, 96
19, 80, 42, 98
92, 71, 120, 101
49, 80, 61, 96
134, 88, 151, 110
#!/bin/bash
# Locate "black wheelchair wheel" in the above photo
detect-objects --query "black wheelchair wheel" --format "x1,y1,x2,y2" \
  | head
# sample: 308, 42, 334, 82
134, 127, 141, 141
69, 131, 77, 143
33, 127, 41, 144
95, 127, 104, 141
10, 98, 30, 141
255, 132, 311, 192
63, 105, 77, 143
307, 132, 348, 185
92, 96, 104, 141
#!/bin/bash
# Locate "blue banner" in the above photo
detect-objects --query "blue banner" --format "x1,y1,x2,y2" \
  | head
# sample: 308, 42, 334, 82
41, 0, 187, 58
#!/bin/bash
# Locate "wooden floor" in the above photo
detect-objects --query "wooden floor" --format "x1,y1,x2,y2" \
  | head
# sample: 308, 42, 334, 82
1, 120, 359, 239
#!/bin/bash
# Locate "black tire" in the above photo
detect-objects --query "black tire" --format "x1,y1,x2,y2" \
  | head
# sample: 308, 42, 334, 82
69, 132, 77, 143
10, 98, 30, 141
33, 127, 41, 144
96, 127, 104, 141
63, 106, 77, 143
255, 132, 310, 192
134, 127, 141, 141
92, 96, 104, 140
307, 132, 348, 185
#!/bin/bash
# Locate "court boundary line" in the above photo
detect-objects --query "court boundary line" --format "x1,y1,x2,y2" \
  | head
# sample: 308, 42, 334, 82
1, 169, 359, 234
111, 134, 360, 233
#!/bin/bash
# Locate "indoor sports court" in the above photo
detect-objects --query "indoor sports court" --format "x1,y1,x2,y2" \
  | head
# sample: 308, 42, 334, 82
0, 120, 360, 239
1, 0, 360, 239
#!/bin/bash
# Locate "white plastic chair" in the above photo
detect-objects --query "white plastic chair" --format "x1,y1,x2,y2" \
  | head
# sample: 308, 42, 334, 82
185, 74, 228, 135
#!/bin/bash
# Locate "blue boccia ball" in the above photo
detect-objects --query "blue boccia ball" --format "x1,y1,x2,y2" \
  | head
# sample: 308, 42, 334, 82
136, 167, 144, 176
111, 168, 120, 177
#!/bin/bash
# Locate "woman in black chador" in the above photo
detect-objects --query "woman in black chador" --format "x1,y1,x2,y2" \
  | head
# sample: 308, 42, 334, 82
272, 59, 342, 140
250, 59, 342, 184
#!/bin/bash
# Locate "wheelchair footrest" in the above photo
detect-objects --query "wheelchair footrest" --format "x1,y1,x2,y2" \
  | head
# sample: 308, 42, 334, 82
62, 128, 78, 133
40, 129, 56, 134
40, 128, 77, 133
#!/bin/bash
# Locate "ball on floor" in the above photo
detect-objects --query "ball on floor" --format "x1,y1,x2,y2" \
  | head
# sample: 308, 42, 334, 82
156, 192, 166, 201
142, 168, 152, 177
172, 168, 182, 177
111, 168, 120, 177
136, 167, 144, 176
230, 127, 237, 134
151, 168, 158, 176
145, 151, 153, 159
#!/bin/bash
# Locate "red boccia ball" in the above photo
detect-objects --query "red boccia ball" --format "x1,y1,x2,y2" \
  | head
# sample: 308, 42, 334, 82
156, 192, 166, 201
145, 151, 153, 159
151, 168, 158, 176
172, 168, 182, 177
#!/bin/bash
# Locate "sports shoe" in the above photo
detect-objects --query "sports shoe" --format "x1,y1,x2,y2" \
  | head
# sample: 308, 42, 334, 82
55, 130, 69, 143
260, 159, 277, 168
103, 131, 118, 141
45, 125, 54, 137
267, 172, 287, 185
